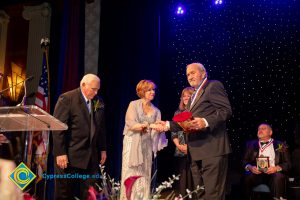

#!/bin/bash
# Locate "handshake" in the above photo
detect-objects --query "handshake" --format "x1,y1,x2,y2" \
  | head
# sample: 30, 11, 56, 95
150, 121, 169, 132
151, 117, 207, 133
131, 116, 207, 133
131, 122, 168, 133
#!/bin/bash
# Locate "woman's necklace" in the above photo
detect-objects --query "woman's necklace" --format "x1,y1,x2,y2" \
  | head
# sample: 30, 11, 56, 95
143, 101, 153, 116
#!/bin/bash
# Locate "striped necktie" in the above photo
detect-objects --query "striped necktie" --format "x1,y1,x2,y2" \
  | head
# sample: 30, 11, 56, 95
86, 100, 91, 113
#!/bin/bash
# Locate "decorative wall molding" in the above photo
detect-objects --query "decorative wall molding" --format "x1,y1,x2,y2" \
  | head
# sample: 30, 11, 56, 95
22, 2, 51, 20
0, 10, 10, 88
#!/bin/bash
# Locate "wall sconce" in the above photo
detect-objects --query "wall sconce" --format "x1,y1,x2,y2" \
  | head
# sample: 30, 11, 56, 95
7, 62, 25, 102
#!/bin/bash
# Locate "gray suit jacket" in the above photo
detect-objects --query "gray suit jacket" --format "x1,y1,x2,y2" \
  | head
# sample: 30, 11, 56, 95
53, 88, 107, 169
170, 80, 232, 160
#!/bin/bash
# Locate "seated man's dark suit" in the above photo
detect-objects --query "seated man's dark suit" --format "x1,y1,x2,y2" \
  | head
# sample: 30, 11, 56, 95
243, 139, 291, 199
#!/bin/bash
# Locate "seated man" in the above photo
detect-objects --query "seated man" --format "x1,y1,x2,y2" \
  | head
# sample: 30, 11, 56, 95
243, 123, 291, 199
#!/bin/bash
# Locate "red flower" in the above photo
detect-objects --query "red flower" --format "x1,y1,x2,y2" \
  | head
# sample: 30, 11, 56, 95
87, 186, 99, 200
24, 193, 35, 200
172, 112, 193, 122
124, 176, 142, 200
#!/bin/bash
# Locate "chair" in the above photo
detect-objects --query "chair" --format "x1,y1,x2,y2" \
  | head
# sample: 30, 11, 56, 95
253, 184, 270, 193
289, 147, 300, 199
251, 184, 272, 200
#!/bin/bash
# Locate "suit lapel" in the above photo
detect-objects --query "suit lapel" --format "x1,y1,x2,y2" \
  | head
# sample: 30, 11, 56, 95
273, 140, 279, 165
253, 141, 259, 158
77, 88, 93, 143
77, 88, 91, 120
189, 81, 208, 111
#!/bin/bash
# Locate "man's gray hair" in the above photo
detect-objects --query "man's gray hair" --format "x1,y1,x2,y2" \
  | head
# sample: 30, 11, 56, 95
187, 62, 207, 77
259, 123, 273, 130
80, 74, 100, 86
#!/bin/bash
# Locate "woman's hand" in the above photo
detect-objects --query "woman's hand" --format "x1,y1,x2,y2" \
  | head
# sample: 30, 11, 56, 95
150, 123, 166, 132
150, 121, 169, 132
131, 123, 148, 132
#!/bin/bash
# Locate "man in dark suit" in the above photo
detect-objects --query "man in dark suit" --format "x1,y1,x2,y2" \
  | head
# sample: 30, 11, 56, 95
158, 63, 232, 199
243, 123, 291, 199
53, 74, 107, 200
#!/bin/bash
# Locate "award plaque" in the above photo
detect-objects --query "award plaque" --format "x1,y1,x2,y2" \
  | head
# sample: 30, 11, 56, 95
256, 156, 269, 172
172, 111, 194, 132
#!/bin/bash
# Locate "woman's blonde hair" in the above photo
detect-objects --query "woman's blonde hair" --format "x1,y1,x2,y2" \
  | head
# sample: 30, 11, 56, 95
179, 87, 194, 110
136, 80, 156, 98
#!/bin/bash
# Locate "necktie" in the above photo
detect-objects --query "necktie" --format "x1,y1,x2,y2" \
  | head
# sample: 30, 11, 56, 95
90, 102, 95, 143
86, 100, 91, 113
260, 141, 268, 146
86, 100, 95, 143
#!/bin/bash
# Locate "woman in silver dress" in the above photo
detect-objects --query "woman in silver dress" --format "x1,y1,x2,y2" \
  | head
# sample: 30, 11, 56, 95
120, 80, 167, 200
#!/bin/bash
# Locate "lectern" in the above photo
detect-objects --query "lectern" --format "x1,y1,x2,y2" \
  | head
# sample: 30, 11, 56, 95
0, 104, 67, 164
0, 105, 67, 198
0, 105, 67, 132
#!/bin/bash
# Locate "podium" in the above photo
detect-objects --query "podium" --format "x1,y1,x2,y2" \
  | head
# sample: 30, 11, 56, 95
0, 105, 67, 198
0, 105, 67, 132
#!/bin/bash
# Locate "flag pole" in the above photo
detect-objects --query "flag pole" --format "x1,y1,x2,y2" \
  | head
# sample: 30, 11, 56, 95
41, 37, 50, 111
40, 37, 50, 200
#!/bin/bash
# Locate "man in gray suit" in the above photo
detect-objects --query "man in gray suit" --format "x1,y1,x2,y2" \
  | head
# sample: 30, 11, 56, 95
53, 74, 107, 200
159, 63, 232, 199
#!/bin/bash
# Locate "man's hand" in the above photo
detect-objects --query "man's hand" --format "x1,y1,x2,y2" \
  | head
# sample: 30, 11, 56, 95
265, 166, 279, 174
0, 134, 9, 145
186, 117, 206, 132
100, 151, 107, 165
151, 121, 169, 132
56, 155, 69, 169
178, 144, 188, 154
248, 165, 262, 174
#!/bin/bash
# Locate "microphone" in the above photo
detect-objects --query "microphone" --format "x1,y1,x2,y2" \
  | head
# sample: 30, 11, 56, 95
25, 76, 34, 81
19, 76, 35, 106
0, 76, 34, 94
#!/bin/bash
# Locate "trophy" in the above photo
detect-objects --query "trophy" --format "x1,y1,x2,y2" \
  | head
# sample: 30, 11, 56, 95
172, 111, 194, 132
256, 156, 270, 172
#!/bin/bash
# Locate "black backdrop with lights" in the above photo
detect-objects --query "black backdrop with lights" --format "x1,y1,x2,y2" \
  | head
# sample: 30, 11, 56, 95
0, 0, 299, 198
158, 0, 300, 189
99, 0, 300, 193
4, 0, 296, 196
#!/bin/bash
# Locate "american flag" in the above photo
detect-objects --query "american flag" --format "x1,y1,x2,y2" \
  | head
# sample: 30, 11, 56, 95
33, 51, 50, 183
35, 52, 49, 112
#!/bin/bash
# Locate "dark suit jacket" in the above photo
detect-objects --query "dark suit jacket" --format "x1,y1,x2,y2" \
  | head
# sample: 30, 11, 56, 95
170, 80, 232, 161
53, 88, 107, 169
243, 139, 291, 172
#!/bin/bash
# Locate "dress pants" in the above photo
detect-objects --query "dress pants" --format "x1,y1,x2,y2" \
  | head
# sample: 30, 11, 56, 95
190, 155, 228, 200
54, 158, 99, 200
173, 156, 194, 195
243, 172, 286, 199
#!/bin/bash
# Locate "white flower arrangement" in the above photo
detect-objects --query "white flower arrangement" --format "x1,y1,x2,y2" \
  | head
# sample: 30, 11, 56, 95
151, 174, 180, 200
86, 165, 204, 200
